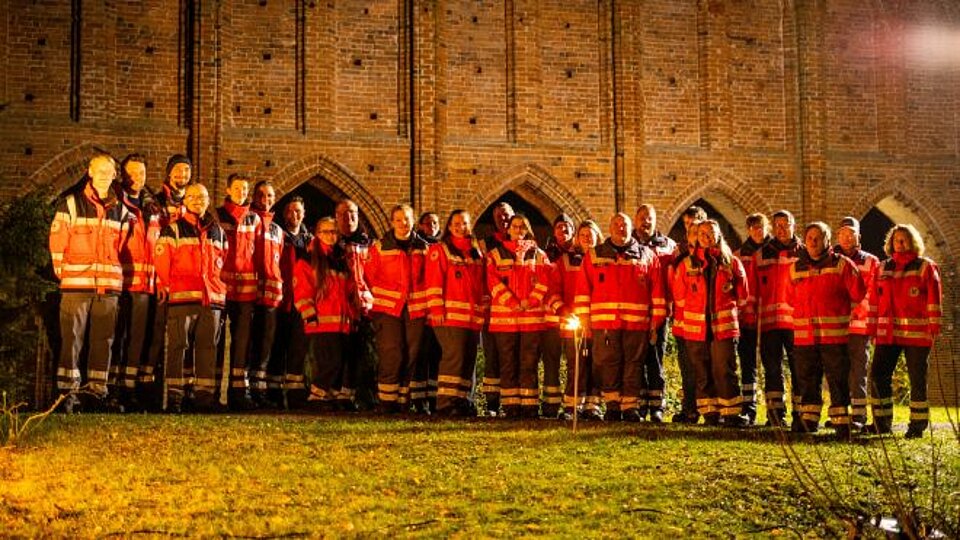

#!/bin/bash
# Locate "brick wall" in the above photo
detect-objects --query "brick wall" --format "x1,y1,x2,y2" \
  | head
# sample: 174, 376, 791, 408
1, 0, 957, 404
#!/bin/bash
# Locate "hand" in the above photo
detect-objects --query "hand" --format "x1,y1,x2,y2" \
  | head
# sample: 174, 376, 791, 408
649, 327, 657, 345
429, 314, 445, 326
519, 299, 530, 311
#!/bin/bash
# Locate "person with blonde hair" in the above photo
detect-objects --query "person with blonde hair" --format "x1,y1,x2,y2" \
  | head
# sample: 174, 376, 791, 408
869, 224, 942, 438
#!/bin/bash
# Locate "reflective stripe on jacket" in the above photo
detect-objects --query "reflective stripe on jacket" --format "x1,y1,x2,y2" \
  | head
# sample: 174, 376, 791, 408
871, 253, 941, 347
788, 252, 865, 346
154, 212, 228, 307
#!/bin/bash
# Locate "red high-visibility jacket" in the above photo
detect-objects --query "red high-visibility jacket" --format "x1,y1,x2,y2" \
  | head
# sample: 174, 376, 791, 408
672, 249, 749, 342
217, 200, 261, 302
636, 231, 677, 310
788, 252, 865, 346
424, 238, 486, 330
834, 246, 880, 336
574, 238, 666, 331
254, 209, 284, 308
546, 249, 588, 338
668, 250, 691, 340
752, 237, 803, 331
364, 232, 430, 319
49, 182, 127, 294
339, 231, 373, 311
154, 212, 227, 308
292, 244, 356, 334
871, 252, 942, 347
486, 241, 551, 333
118, 190, 162, 294
279, 225, 313, 312
734, 236, 767, 328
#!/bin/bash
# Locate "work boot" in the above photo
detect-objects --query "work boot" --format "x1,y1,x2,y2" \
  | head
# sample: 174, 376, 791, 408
904, 422, 928, 439
649, 410, 664, 423
59, 393, 80, 414
622, 409, 643, 423
702, 413, 721, 427
604, 408, 622, 422
867, 417, 893, 435
722, 414, 749, 428
834, 424, 852, 442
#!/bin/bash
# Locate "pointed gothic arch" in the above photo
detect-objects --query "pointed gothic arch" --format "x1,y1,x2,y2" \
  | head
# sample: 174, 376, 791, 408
662, 170, 772, 240
269, 154, 389, 237
467, 164, 592, 228
27, 142, 109, 197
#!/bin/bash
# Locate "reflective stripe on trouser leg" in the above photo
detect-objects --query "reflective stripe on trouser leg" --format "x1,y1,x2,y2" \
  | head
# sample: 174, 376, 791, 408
737, 327, 758, 412
84, 294, 119, 396
821, 343, 850, 426
481, 330, 501, 410
57, 292, 93, 392
847, 334, 870, 419
905, 345, 931, 425
563, 337, 593, 411
709, 338, 741, 417
759, 329, 789, 413
519, 330, 542, 414
495, 332, 521, 411
641, 323, 667, 412
540, 327, 562, 414
311, 332, 344, 402
227, 301, 255, 392
686, 339, 717, 417
166, 305, 201, 404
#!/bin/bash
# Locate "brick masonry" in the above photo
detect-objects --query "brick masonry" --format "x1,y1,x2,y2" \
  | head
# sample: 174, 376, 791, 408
1, 0, 957, 404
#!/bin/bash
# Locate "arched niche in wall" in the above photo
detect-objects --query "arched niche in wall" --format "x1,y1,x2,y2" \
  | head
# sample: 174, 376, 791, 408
274, 177, 377, 239
666, 197, 748, 251
474, 190, 552, 246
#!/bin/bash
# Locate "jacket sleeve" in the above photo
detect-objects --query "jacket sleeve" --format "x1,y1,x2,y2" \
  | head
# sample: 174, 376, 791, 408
487, 253, 520, 310
424, 244, 446, 318
292, 260, 318, 326
732, 257, 750, 316
573, 253, 593, 320
843, 257, 866, 306
153, 225, 176, 294
925, 260, 943, 337
670, 260, 687, 329
649, 255, 666, 328
526, 250, 551, 309
546, 256, 566, 316
48, 197, 72, 280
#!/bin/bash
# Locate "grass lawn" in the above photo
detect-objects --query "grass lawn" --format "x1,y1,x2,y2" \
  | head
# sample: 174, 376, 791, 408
1, 408, 957, 538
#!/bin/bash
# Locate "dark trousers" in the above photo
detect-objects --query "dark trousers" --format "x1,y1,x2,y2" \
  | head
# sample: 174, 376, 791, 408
374, 309, 425, 409
759, 328, 797, 419
412, 325, 441, 409
562, 336, 596, 413
273, 308, 309, 407
139, 299, 169, 409
225, 300, 255, 399
111, 292, 153, 397
481, 330, 501, 412
338, 325, 366, 405
308, 332, 345, 403
675, 337, 698, 417
166, 304, 222, 408
847, 334, 871, 422
434, 326, 479, 413
685, 338, 741, 419
539, 327, 564, 416
495, 331, 542, 416
871, 345, 930, 428
640, 323, 667, 415
248, 305, 278, 398
737, 326, 759, 417
593, 329, 647, 413
57, 292, 119, 397
794, 344, 850, 428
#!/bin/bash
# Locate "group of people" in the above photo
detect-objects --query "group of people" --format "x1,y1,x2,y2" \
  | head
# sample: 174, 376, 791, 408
50, 151, 943, 440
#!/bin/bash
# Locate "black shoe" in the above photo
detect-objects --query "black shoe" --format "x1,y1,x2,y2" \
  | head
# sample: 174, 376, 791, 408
765, 412, 787, 428
866, 421, 893, 435
59, 394, 80, 414
622, 409, 643, 423
904, 424, 926, 439
604, 409, 621, 422
703, 414, 721, 427
649, 410, 664, 423
834, 424, 852, 441
229, 395, 259, 412
337, 401, 360, 413
722, 415, 749, 428
581, 409, 603, 422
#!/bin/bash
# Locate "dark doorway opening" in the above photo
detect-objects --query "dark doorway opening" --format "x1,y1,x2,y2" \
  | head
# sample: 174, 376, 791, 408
475, 190, 552, 246
859, 207, 895, 259
667, 199, 743, 251
274, 180, 377, 238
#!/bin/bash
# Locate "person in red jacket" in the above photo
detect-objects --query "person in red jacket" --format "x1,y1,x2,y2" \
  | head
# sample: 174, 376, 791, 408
733, 213, 769, 424
335, 199, 373, 411
478, 201, 514, 416
672, 220, 750, 427
110, 154, 161, 412
141, 154, 192, 410
670, 207, 707, 424
541, 213, 576, 418
273, 196, 313, 409
575, 213, 665, 422
487, 214, 551, 418
833, 216, 880, 426
549, 219, 602, 421
50, 152, 127, 413
293, 217, 357, 410
365, 204, 430, 413
752, 209, 803, 427
633, 204, 676, 422
425, 209, 486, 417
217, 174, 261, 410
869, 224, 942, 438
788, 222, 865, 438
154, 183, 227, 413
248, 181, 285, 407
